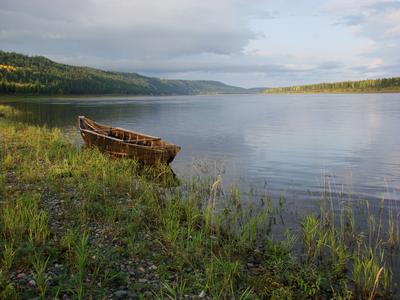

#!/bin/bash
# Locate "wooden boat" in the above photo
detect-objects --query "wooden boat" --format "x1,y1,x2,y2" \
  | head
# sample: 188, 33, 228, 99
78, 116, 181, 165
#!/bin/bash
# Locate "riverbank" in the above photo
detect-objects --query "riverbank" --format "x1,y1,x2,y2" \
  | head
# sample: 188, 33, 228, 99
265, 88, 400, 94
264, 89, 400, 95
0, 109, 399, 298
264, 77, 400, 94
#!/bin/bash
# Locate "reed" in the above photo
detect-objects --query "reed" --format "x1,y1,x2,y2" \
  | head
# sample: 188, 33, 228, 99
387, 211, 400, 249
301, 215, 319, 260
352, 248, 390, 298
326, 229, 349, 276
204, 254, 241, 299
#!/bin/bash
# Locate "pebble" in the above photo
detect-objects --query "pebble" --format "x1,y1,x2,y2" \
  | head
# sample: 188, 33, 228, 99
248, 255, 257, 263
28, 279, 36, 287
149, 265, 157, 271
199, 290, 206, 298
143, 291, 152, 298
16, 273, 26, 279
138, 266, 145, 272
138, 278, 147, 283
114, 290, 128, 298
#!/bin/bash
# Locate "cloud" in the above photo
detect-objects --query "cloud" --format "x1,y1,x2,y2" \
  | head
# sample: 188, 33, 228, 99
325, 0, 400, 77
250, 10, 281, 20
0, 0, 399, 87
335, 15, 366, 26
368, 1, 400, 11
327, 1, 400, 42
53, 50, 343, 77
317, 61, 344, 70
0, 0, 261, 58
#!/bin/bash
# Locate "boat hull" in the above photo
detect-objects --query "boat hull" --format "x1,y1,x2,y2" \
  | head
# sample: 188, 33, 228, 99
78, 117, 180, 165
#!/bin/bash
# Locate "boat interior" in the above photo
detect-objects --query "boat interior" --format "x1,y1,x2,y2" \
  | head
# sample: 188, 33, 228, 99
79, 116, 166, 147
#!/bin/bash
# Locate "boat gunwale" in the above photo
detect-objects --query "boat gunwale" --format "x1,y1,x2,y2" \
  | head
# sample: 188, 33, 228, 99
79, 116, 162, 141
112, 126, 161, 141
79, 128, 167, 153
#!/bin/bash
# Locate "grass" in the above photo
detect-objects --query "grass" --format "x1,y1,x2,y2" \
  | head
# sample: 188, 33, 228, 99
0, 104, 19, 117
32, 254, 50, 299
0, 115, 399, 298
74, 232, 89, 300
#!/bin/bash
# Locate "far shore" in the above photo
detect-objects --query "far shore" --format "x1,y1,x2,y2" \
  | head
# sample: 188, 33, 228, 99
0, 93, 258, 102
265, 88, 400, 94
1, 89, 400, 103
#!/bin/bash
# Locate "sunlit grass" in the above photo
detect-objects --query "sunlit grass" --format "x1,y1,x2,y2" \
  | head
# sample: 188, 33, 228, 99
0, 104, 19, 117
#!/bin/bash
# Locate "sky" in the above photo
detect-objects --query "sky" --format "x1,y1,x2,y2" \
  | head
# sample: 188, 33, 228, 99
1, 0, 399, 88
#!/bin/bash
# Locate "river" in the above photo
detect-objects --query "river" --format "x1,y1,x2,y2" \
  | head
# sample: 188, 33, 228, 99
3, 93, 400, 209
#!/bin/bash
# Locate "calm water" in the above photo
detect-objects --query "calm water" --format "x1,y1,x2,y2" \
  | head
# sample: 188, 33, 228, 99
3, 93, 400, 207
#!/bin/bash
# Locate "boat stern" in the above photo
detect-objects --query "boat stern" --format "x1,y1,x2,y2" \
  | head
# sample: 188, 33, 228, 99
78, 116, 86, 130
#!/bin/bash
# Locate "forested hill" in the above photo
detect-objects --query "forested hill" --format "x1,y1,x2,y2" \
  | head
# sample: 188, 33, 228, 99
265, 77, 400, 94
0, 51, 246, 95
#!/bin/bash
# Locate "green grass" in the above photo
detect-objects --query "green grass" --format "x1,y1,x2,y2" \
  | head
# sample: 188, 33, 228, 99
74, 233, 89, 300
0, 115, 399, 298
0, 104, 19, 117
32, 254, 50, 299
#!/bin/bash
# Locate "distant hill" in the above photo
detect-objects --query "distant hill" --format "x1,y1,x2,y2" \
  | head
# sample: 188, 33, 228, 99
0, 51, 246, 95
247, 87, 270, 93
264, 77, 400, 94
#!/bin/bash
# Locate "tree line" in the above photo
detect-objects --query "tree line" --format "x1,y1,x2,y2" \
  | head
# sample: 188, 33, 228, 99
0, 51, 244, 95
265, 77, 400, 93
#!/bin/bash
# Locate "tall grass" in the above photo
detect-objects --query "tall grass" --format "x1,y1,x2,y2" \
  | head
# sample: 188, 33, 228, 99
353, 248, 390, 298
2, 193, 48, 245
32, 254, 50, 299
74, 232, 89, 300
0, 227, 17, 298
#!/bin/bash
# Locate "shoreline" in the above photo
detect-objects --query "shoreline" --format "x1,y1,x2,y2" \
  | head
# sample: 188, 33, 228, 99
265, 89, 400, 94
0, 109, 398, 299
0, 93, 256, 103
1, 88, 400, 102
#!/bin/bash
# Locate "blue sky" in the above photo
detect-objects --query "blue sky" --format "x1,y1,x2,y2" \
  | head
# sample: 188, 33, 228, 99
1, 0, 399, 87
